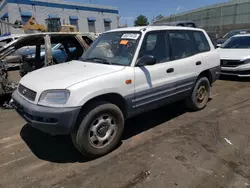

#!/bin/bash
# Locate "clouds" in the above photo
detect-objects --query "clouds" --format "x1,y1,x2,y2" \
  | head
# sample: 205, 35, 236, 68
176, 6, 181, 11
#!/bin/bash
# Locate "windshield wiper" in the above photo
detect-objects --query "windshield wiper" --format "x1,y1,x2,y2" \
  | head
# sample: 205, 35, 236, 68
83, 57, 112, 65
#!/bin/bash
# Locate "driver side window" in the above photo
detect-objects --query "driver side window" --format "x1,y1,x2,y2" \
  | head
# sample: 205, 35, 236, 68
138, 31, 170, 64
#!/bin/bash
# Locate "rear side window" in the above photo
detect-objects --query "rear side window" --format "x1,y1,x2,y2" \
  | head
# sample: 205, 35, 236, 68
82, 36, 93, 46
169, 31, 197, 60
192, 31, 210, 52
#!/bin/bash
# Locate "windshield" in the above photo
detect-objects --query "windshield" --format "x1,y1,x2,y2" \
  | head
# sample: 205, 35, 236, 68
221, 36, 250, 49
223, 30, 247, 39
81, 31, 141, 66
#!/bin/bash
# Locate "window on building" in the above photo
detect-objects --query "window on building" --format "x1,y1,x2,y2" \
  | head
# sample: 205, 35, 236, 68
88, 17, 96, 33
21, 16, 31, 24
192, 31, 210, 53
88, 21, 96, 33
139, 31, 170, 64
104, 18, 112, 31
45, 17, 61, 32
69, 16, 79, 31
169, 31, 197, 60
20, 12, 32, 24
104, 22, 111, 31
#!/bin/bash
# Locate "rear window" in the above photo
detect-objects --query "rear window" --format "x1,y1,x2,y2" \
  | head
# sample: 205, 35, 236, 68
192, 31, 210, 53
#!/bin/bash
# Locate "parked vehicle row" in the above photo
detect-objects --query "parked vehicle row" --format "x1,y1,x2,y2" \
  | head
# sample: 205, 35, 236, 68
217, 34, 250, 77
11, 26, 221, 158
5, 24, 250, 158
0, 32, 97, 76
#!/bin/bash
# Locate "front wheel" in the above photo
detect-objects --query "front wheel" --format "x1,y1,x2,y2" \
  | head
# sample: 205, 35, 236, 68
186, 77, 210, 111
71, 102, 124, 158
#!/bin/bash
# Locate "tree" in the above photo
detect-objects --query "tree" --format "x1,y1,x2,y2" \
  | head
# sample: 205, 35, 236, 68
134, 15, 149, 26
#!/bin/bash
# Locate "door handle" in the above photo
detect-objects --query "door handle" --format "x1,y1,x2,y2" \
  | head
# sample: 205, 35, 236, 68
196, 61, 202, 65
166, 68, 174, 73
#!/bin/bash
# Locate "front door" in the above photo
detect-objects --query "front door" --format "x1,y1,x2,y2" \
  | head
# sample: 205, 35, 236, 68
133, 30, 178, 113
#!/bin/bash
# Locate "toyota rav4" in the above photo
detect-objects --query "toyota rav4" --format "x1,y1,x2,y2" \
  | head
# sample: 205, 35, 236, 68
12, 26, 221, 158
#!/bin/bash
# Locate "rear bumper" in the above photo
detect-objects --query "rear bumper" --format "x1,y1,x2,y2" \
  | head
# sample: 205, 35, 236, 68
12, 90, 81, 135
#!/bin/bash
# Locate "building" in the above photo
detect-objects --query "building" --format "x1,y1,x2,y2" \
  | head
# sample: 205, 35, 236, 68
0, 0, 119, 35
154, 0, 250, 36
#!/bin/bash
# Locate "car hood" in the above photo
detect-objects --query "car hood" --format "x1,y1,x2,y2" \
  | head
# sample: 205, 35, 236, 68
20, 61, 125, 92
217, 48, 250, 60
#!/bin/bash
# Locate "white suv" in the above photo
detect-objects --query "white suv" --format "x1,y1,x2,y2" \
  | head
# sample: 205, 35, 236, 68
12, 26, 220, 157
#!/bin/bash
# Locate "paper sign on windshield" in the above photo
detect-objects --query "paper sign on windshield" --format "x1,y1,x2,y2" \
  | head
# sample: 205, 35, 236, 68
120, 40, 129, 45
121, 33, 140, 40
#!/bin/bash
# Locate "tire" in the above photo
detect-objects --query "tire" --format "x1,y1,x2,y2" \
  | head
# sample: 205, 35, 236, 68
186, 77, 210, 111
71, 101, 124, 158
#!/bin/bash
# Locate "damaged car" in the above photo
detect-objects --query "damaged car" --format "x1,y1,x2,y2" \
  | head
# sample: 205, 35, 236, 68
0, 32, 97, 76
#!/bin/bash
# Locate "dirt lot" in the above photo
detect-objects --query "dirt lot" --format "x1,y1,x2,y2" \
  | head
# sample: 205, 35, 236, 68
1, 75, 250, 188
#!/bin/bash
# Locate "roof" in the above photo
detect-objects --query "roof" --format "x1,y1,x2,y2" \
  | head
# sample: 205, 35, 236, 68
105, 26, 204, 33
233, 34, 250, 37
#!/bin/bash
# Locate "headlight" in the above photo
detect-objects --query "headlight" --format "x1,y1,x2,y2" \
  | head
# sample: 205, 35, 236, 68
243, 59, 250, 64
38, 90, 70, 106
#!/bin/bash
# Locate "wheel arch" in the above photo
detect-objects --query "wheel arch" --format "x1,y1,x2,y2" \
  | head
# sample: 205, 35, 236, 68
78, 93, 128, 119
197, 69, 213, 86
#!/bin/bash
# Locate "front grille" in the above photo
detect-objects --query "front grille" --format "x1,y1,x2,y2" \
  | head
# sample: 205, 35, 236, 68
18, 84, 37, 101
220, 60, 244, 67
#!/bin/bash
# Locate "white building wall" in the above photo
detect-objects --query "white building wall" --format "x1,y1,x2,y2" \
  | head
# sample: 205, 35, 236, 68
0, 1, 10, 34
4, 1, 119, 34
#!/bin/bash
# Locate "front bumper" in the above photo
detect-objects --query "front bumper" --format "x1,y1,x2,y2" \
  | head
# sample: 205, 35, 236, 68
12, 90, 81, 135
221, 67, 250, 77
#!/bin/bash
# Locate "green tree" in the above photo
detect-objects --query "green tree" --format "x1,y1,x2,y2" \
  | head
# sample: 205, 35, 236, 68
134, 15, 149, 26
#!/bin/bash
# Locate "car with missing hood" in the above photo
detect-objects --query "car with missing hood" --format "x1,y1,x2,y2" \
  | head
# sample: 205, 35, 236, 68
217, 33, 250, 77
0, 32, 97, 75
11, 26, 220, 158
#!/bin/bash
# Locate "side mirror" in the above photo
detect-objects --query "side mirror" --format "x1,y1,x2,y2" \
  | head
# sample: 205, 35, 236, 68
136, 55, 156, 66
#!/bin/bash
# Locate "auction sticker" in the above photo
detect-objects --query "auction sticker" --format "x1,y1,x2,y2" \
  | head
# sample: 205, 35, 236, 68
120, 40, 129, 45
121, 33, 140, 40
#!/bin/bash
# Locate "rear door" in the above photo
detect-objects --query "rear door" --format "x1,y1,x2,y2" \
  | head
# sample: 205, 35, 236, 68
191, 31, 213, 71
167, 30, 201, 96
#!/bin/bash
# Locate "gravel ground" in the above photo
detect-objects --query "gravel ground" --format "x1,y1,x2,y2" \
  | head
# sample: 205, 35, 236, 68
1, 75, 250, 188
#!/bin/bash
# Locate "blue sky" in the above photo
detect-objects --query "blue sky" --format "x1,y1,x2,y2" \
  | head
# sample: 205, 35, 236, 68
72, 0, 229, 25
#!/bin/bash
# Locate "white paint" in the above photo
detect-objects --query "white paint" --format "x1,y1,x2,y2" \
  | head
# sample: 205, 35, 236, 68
121, 33, 140, 40
224, 138, 233, 145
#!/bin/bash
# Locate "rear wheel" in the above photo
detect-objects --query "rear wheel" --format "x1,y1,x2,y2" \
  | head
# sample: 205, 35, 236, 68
71, 101, 124, 158
186, 77, 210, 110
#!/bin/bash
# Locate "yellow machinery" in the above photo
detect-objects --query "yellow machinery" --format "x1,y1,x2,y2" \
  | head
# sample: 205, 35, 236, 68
13, 16, 77, 33
22, 16, 47, 32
